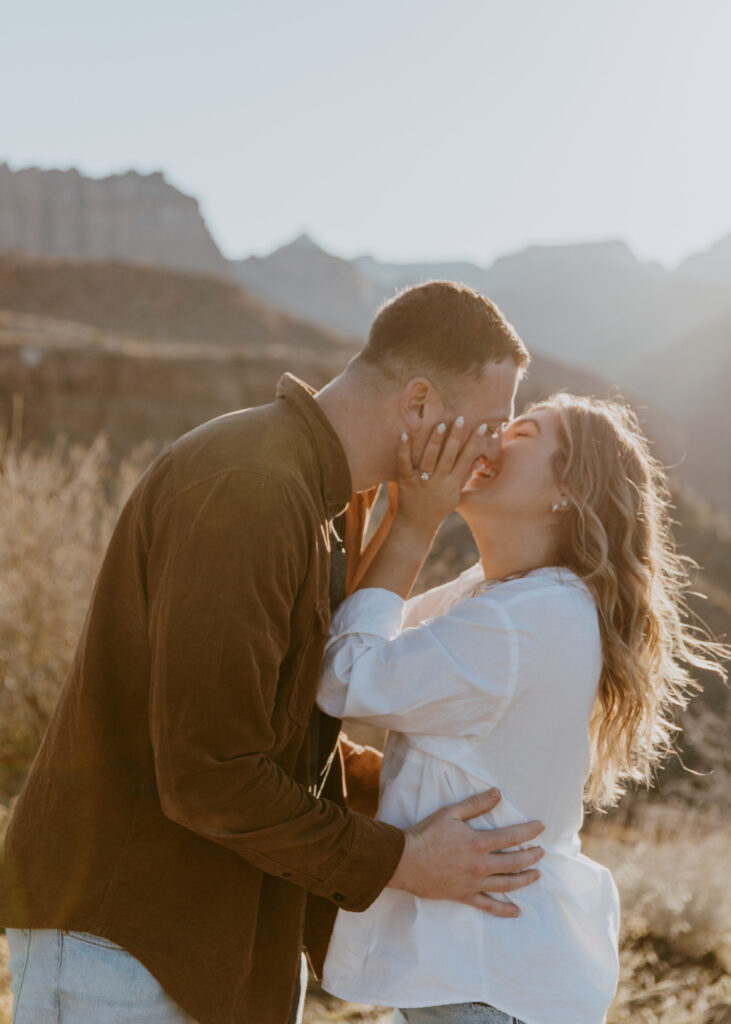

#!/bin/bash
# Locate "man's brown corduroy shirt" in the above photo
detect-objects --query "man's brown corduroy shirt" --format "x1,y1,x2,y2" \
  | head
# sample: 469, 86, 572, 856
0, 375, 405, 1024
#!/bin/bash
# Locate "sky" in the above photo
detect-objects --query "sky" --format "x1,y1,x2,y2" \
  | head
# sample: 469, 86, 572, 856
2, 0, 731, 267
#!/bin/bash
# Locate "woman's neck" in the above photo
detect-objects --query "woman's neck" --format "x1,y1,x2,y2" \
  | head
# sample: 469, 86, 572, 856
473, 522, 556, 582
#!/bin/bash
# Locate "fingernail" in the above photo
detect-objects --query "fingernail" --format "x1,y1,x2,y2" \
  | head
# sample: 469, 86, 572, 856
436, 422, 447, 434
401, 432, 409, 442
455, 415, 464, 428
487, 787, 499, 798
478, 423, 488, 436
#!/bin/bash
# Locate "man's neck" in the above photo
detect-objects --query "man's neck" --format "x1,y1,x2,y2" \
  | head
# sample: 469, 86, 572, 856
314, 373, 394, 492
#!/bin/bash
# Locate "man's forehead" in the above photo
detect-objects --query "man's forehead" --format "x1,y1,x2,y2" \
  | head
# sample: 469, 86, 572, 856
475, 359, 519, 388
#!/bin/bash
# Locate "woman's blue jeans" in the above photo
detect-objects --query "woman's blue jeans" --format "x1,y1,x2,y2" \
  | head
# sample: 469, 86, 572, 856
393, 1005, 524, 1023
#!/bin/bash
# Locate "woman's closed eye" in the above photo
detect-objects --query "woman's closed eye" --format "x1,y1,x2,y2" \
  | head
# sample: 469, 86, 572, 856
506, 417, 540, 440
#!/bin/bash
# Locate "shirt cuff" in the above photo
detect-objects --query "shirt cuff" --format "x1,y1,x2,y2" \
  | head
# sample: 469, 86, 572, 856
316, 813, 405, 912
330, 587, 405, 640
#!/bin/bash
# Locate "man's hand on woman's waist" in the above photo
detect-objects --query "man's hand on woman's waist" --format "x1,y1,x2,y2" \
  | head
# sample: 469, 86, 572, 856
387, 787, 544, 918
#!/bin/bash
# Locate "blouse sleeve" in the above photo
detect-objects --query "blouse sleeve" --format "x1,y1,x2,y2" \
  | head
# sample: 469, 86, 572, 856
316, 586, 519, 737
401, 562, 484, 629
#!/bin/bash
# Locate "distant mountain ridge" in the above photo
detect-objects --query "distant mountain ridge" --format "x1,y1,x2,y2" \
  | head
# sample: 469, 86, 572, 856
3, 164, 730, 386
235, 234, 731, 385
234, 233, 369, 340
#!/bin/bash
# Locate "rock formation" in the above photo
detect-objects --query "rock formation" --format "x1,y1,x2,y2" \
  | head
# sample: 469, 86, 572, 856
0, 165, 230, 278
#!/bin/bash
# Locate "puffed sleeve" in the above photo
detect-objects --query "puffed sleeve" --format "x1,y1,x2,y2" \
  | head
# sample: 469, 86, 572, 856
317, 586, 518, 737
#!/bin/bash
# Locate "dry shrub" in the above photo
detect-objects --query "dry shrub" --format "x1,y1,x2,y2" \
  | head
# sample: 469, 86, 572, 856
585, 809, 731, 1023
0, 433, 152, 798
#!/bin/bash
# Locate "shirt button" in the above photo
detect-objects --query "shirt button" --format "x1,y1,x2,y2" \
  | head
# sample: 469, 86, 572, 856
332, 892, 345, 902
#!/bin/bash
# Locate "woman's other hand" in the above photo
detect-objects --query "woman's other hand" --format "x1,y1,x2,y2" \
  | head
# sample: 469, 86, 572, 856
397, 417, 490, 536
352, 418, 492, 598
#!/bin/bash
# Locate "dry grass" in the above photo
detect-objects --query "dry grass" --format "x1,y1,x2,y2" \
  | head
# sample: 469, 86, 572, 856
0, 432, 151, 798
304, 989, 392, 1023
0, 935, 10, 1024
585, 811, 731, 1023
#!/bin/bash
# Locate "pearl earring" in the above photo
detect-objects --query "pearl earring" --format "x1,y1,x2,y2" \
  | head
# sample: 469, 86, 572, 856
552, 498, 568, 512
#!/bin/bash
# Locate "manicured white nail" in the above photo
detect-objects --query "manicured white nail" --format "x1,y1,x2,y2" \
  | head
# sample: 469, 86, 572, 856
401, 432, 409, 442
455, 415, 464, 428
436, 422, 447, 434
478, 423, 488, 435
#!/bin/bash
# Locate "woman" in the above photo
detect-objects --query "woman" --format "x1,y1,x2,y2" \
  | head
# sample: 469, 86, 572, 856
316, 394, 727, 1024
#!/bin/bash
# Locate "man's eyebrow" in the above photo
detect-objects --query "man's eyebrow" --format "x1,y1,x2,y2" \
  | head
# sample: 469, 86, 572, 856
511, 416, 542, 433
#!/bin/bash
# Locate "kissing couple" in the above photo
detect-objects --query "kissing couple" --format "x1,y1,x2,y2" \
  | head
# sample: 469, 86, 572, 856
1, 282, 725, 1024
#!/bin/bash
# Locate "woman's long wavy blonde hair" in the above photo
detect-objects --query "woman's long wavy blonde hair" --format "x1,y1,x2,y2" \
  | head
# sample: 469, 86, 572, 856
531, 393, 728, 810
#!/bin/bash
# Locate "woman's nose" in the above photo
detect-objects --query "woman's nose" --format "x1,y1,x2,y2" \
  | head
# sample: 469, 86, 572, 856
484, 433, 503, 463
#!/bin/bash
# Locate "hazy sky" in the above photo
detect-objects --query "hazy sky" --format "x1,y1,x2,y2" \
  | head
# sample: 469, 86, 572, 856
2, 0, 730, 267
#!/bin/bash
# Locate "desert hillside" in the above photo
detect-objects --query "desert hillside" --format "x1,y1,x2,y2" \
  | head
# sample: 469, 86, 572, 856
0, 253, 355, 354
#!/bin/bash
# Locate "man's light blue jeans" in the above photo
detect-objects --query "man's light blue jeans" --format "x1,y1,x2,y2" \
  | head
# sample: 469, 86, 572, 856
7, 928, 196, 1023
7, 928, 308, 1024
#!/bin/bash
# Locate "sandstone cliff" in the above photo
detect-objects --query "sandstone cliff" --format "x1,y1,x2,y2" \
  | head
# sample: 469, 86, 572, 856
0, 165, 230, 278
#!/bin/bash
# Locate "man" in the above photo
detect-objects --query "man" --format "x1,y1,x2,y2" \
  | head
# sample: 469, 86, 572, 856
1, 281, 544, 1024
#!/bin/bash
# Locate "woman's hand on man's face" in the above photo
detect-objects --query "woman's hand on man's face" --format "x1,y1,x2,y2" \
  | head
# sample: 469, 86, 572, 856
396, 417, 490, 534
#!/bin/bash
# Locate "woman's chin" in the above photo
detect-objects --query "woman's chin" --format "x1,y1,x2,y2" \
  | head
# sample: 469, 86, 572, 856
458, 481, 505, 531
456, 485, 485, 519
459, 476, 493, 503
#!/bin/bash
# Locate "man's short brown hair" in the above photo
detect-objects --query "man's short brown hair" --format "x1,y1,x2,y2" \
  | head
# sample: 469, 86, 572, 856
354, 281, 530, 389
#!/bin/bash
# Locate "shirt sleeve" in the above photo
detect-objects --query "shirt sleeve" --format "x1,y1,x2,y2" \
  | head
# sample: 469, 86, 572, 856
401, 562, 483, 628
147, 469, 403, 911
317, 586, 519, 736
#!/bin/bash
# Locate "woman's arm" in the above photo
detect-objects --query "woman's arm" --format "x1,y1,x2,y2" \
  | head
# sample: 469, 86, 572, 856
317, 590, 518, 737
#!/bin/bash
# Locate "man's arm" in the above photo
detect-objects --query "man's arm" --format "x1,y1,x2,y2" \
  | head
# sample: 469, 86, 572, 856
147, 468, 404, 911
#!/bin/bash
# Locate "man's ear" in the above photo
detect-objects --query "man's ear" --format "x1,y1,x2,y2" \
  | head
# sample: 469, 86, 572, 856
400, 377, 437, 431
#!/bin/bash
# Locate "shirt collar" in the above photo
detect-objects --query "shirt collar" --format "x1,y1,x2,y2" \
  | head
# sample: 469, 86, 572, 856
275, 373, 353, 517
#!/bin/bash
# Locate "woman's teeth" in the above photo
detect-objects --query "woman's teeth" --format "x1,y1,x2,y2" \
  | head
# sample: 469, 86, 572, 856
472, 460, 498, 479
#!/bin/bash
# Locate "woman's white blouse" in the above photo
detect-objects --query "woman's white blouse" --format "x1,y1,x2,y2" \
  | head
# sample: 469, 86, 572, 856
317, 565, 620, 1024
